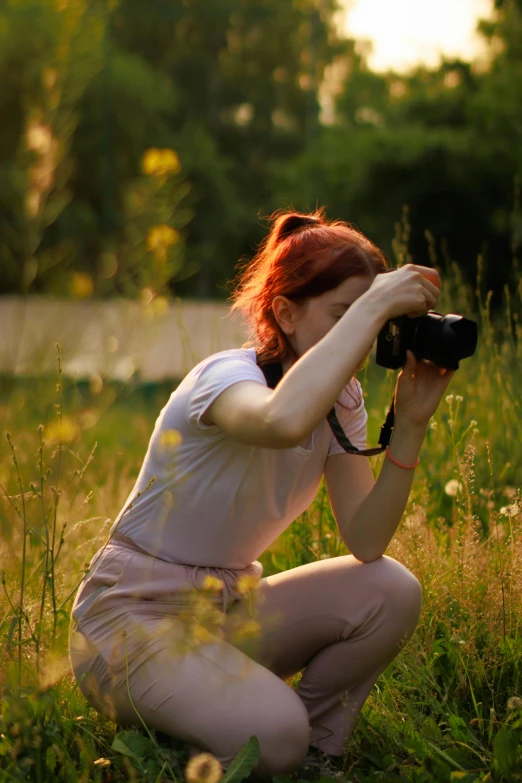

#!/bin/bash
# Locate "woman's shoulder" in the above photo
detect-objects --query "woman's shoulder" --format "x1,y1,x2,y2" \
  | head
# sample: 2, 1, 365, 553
188, 346, 263, 380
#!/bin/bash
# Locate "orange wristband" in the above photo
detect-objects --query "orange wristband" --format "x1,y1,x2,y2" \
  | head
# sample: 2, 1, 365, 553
385, 446, 420, 469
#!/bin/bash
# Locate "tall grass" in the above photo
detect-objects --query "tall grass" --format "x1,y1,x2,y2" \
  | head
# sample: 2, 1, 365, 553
0, 273, 521, 782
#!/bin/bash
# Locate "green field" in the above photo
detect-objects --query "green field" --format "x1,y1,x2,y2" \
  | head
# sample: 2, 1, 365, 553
1, 279, 522, 782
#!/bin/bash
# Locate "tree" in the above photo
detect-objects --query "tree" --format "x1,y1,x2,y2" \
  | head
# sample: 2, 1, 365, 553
268, 1, 522, 299
108, 0, 348, 296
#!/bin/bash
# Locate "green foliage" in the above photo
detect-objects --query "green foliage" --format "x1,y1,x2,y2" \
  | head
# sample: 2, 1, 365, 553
269, 2, 522, 299
220, 736, 260, 783
0, 0, 106, 294
5, 264, 521, 782
0, 0, 349, 299
2, 1, 521, 300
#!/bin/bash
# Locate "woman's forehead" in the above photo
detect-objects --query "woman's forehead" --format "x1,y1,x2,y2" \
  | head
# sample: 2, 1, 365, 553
325, 275, 373, 303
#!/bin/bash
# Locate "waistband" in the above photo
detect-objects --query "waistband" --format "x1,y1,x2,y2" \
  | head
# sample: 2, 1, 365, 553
106, 532, 263, 613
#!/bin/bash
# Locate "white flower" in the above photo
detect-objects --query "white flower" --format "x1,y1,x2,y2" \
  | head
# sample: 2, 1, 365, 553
444, 479, 461, 497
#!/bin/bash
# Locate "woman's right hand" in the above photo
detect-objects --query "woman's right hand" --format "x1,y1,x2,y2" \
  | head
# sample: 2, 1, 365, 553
365, 264, 441, 321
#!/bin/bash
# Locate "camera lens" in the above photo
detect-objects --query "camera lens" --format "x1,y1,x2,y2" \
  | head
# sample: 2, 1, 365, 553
412, 313, 478, 370
376, 312, 478, 370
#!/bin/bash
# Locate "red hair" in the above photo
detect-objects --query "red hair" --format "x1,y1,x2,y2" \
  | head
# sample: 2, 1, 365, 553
230, 209, 388, 365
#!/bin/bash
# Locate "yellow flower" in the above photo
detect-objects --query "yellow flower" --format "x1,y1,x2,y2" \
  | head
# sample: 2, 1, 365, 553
236, 574, 259, 595
158, 429, 182, 452
45, 416, 79, 445
202, 575, 224, 592
240, 619, 260, 638
192, 625, 215, 644
185, 753, 222, 783
147, 225, 180, 262
90, 375, 103, 395
142, 148, 181, 177
151, 295, 169, 317
93, 758, 111, 767
71, 272, 93, 299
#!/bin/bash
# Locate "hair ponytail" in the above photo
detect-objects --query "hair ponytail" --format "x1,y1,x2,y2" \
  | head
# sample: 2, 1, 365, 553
274, 213, 321, 242
231, 208, 387, 365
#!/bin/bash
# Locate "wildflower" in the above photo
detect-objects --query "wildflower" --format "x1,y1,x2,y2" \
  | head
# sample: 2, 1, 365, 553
507, 696, 522, 712
240, 619, 260, 638
202, 575, 224, 592
193, 625, 216, 644
147, 224, 179, 252
71, 272, 93, 299
26, 121, 53, 154
151, 295, 169, 316
142, 148, 181, 177
444, 479, 461, 497
158, 429, 182, 452
185, 753, 222, 783
45, 416, 79, 444
236, 574, 260, 595
140, 287, 154, 306
90, 374, 103, 395
147, 224, 180, 263
499, 503, 519, 518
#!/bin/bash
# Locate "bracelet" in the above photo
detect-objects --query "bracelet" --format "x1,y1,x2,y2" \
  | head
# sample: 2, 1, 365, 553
385, 446, 420, 470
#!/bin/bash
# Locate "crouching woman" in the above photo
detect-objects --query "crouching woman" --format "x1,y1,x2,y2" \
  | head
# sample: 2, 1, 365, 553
69, 210, 453, 779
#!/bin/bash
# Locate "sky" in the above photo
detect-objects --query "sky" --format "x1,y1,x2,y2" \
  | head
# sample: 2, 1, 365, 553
341, 0, 494, 72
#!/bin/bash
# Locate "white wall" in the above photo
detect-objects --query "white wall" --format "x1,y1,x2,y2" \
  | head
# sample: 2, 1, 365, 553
0, 297, 249, 380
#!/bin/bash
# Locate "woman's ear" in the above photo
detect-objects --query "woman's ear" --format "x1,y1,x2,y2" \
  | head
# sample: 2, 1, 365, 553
272, 295, 298, 335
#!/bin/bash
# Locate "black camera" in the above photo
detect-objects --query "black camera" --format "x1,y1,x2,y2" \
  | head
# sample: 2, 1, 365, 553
376, 312, 478, 371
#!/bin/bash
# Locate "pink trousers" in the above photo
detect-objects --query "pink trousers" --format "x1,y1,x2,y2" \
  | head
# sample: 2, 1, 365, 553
69, 538, 421, 778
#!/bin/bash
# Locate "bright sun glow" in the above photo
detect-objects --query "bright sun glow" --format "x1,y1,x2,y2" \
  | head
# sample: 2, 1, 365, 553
341, 0, 493, 72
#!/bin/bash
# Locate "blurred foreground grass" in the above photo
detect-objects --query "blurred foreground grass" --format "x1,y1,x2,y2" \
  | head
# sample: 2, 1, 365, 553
1, 274, 522, 782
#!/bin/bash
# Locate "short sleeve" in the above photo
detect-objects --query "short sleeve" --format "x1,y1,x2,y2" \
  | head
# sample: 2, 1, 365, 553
186, 350, 267, 433
327, 378, 368, 456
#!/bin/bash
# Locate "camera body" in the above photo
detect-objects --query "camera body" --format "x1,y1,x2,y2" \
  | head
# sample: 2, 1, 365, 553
376, 312, 478, 371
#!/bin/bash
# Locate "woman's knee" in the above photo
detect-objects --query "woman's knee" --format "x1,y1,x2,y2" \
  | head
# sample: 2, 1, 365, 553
255, 696, 310, 777
367, 556, 422, 629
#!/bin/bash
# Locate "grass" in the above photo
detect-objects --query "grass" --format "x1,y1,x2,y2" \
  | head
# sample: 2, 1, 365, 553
1, 273, 522, 783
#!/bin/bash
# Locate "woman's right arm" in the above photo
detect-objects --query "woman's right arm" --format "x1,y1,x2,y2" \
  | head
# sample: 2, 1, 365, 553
206, 265, 440, 449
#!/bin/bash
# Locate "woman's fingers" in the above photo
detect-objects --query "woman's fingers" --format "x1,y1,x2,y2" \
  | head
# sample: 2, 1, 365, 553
370, 264, 442, 320
420, 277, 441, 303
405, 278, 439, 316
400, 266, 440, 312
404, 350, 417, 375
414, 265, 441, 290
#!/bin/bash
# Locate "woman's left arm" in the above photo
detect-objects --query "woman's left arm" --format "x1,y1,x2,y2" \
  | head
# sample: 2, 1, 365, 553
325, 351, 454, 562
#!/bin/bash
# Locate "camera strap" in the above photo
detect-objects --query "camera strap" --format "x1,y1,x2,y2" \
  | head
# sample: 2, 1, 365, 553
257, 358, 395, 457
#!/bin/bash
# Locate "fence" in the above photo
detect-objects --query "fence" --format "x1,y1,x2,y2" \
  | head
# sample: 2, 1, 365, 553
0, 297, 247, 380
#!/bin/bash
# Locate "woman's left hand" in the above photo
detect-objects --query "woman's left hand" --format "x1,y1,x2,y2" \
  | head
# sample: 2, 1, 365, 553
394, 350, 455, 429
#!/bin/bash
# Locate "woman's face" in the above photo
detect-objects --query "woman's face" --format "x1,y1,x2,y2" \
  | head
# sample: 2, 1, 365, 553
278, 275, 374, 361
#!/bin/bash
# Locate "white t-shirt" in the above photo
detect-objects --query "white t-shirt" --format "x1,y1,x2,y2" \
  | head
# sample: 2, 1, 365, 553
110, 348, 368, 569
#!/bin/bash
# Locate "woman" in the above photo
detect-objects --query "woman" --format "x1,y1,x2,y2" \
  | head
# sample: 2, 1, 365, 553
69, 210, 452, 779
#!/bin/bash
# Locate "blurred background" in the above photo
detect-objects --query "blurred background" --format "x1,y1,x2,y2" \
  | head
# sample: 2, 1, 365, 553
0, 0, 521, 377
3, 6, 522, 776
